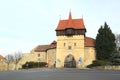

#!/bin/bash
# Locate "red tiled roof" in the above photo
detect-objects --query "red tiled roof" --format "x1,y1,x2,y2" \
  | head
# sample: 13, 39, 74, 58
34, 41, 57, 52
49, 41, 57, 49
56, 12, 85, 30
85, 37, 96, 47
0, 55, 4, 60
34, 45, 50, 52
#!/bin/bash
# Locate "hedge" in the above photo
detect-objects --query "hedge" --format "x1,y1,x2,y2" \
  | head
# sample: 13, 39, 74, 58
22, 61, 47, 69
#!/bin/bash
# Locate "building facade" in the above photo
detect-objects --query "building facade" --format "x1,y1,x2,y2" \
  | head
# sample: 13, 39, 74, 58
28, 12, 96, 68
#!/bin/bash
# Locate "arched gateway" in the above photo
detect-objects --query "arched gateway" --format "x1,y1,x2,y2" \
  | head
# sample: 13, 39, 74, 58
64, 55, 76, 68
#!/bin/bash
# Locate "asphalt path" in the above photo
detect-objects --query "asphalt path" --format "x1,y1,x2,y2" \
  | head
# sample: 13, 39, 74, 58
0, 68, 120, 80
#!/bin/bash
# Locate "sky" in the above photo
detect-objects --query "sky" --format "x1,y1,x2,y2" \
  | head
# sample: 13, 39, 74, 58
0, 0, 120, 56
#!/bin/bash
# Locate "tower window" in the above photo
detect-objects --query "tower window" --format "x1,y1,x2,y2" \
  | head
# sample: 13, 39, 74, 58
38, 54, 40, 57
74, 43, 76, 46
68, 46, 72, 50
64, 43, 66, 47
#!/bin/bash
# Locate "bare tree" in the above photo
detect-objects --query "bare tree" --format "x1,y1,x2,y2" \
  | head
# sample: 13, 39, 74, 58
5, 54, 14, 70
13, 51, 22, 70
115, 34, 120, 51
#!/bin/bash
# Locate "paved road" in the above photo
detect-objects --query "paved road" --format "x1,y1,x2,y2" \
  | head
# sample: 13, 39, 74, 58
0, 68, 120, 80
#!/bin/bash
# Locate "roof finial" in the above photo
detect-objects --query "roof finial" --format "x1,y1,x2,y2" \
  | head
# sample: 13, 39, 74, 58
68, 10, 74, 27
68, 10, 72, 20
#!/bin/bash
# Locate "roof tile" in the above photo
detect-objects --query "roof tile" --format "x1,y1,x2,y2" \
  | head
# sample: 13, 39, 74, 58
56, 12, 85, 30
85, 37, 96, 47
34, 45, 50, 52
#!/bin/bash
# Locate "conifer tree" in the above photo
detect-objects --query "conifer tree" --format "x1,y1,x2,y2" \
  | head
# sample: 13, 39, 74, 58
95, 22, 116, 60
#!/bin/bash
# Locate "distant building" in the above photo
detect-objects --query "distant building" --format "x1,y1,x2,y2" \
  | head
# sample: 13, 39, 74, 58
20, 12, 96, 68
0, 55, 7, 71
0, 55, 5, 61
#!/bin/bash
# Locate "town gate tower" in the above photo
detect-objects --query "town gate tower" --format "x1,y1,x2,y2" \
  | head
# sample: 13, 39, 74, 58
55, 12, 86, 68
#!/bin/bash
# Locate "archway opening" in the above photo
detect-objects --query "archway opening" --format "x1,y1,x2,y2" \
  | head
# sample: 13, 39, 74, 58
64, 54, 76, 68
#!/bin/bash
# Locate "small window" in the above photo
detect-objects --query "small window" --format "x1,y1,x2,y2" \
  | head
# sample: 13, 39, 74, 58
68, 46, 71, 50
74, 43, 76, 46
38, 54, 40, 57
64, 43, 66, 47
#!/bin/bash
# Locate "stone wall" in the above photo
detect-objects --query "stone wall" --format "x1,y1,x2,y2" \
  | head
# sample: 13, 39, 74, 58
93, 66, 120, 70
0, 60, 17, 71
19, 53, 36, 65
47, 49, 56, 68
31, 51, 47, 62
104, 66, 120, 70
84, 47, 96, 66
0, 60, 7, 71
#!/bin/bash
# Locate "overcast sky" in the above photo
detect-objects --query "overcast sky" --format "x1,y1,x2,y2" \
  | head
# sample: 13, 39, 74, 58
0, 0, 120, 56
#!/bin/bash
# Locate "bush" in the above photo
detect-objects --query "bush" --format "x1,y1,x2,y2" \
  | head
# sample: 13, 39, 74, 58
110, 51, 120, 65
87, 60, 111, 68
22, 61, 47, 69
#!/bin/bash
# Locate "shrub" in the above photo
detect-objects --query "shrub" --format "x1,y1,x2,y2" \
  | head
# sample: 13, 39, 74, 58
110, 51, 120, 65
22, 61, 47, 69
87, 60, 111, 68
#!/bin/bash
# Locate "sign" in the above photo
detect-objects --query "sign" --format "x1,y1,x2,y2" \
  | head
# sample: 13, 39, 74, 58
78, 57, 82, 62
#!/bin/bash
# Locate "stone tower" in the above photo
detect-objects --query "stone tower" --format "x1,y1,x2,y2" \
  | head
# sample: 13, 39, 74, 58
55, 12, 86, 68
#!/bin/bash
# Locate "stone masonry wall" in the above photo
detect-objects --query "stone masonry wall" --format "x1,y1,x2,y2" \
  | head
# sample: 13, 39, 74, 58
47, 49, 56, 68
84, 47, 96, 66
